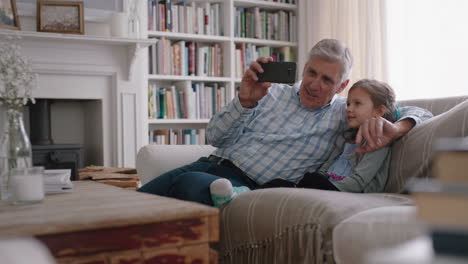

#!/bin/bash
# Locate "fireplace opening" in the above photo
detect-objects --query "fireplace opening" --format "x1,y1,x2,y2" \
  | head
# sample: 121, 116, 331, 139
27, 99, 103, 180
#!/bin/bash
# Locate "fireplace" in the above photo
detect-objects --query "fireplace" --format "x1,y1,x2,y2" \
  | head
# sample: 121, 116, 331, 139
0, 30, 155, 168
32, 144, 83, 181
29, 99, 84, 180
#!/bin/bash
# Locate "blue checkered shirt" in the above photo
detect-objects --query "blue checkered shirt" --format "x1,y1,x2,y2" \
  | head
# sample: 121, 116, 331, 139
207, 82, 432, 185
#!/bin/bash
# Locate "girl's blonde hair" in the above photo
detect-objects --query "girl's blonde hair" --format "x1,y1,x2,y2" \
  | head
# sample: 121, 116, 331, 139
349, 79, 397, 122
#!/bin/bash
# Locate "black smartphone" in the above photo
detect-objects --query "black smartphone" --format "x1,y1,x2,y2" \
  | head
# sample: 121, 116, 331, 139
257, 62, 297, 84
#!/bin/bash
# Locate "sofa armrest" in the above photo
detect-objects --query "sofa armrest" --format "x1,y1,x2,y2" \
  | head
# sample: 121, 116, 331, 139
136, 144, 216, 185
386, 98, 468, 193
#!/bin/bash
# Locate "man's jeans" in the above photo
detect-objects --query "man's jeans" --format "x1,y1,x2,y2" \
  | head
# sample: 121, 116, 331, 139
138, 157, 258, 206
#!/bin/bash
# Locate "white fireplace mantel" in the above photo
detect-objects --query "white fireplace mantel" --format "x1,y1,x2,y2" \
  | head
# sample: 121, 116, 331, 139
0, 30, 155, 81
0, 29, 154, 168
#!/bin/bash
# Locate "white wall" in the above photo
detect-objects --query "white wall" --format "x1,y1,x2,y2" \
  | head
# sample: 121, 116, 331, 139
386, 0, 468, 100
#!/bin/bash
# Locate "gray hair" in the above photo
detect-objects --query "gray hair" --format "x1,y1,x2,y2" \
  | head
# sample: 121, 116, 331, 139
308, 39, 353, 82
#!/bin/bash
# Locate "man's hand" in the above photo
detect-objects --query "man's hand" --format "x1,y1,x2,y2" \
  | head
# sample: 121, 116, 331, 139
239, 57, 273, 108
355, 117, 415, 154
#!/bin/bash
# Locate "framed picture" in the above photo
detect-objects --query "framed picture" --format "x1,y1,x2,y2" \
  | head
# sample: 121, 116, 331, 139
37, 1, 84, 34
0, 0, 20, 30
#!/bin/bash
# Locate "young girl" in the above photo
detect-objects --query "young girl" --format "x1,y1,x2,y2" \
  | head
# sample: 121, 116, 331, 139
210, 79, 397, 207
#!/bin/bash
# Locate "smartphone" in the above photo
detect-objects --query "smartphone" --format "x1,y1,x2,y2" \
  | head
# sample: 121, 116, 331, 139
257, 62, 297, 84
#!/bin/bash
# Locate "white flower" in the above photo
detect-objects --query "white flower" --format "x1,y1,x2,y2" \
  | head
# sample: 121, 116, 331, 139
0, 36, 37, 111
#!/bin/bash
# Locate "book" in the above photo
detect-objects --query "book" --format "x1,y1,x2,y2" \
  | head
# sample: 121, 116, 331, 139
158, 88, 167, 119
430, 137, 468, 184
175, 81, 194, 119
172, 42, 178, 75
154, 129, 169, 144
44, 169, 73, 194
432, 151, 468, 184
169, 85, 179, 118
151, 42, 157, 74
431, 228, 468, 257
413, 191, 468, 229
183, 129, 191, 145
187, 41, 196, 75
199, 128, 206, 145
177, 90, 184, 118
148, 84, 155, 118
165, 0, 172, 32
204, 2, 210, 35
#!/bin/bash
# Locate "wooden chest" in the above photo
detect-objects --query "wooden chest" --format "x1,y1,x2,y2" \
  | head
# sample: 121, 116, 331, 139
0, 181, 219, 264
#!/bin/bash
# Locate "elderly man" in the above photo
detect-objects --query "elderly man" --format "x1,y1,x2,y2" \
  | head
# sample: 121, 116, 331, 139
138, 39, 432, 206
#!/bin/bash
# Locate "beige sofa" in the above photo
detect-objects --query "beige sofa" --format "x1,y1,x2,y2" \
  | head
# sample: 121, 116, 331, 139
136, 96, 468, 264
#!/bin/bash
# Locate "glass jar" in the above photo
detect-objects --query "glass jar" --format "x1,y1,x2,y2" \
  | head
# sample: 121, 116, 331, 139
0, 108, 33, 200
10, 166, 44, 205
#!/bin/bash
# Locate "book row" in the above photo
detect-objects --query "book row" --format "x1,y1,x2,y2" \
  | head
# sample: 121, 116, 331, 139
147, 0, 223, 36
235, 44, 295, 78
149, 39, 223, 76
148, 81, 229, 120
234, 8, 297, 42
149, 128, 207, 145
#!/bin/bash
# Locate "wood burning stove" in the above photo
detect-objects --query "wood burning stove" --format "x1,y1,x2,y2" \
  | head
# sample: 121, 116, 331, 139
29, 99, 83, 180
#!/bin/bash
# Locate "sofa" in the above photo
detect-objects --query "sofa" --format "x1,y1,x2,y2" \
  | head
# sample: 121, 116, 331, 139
136, 96, 468, 264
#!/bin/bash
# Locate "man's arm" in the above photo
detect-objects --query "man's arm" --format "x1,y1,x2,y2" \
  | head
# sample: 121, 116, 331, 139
238, 57, 273, 108
206, 96, 254, 147
355, 106, 433, 153
206, 57, 273, 147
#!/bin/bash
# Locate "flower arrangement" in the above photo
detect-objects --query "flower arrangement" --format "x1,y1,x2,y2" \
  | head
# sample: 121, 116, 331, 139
0, 35, 37, 200
0, 35, 37, 111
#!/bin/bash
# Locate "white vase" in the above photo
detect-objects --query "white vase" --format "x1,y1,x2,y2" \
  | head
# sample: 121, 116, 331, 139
111, 12, 128, 38
127, 0, 140, 38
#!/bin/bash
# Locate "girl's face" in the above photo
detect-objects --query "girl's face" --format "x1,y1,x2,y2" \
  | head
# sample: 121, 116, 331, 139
346, 87, 385, 128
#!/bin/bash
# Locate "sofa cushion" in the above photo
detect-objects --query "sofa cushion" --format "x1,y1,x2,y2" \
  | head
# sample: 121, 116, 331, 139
386, 99, 468, 193
219, 188, 413, 264
332, 206, 426, 264
136, 144, 216, 185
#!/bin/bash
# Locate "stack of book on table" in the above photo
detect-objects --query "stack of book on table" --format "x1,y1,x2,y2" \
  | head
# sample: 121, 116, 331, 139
408, 137, 468, 260
44, 169, 73, 194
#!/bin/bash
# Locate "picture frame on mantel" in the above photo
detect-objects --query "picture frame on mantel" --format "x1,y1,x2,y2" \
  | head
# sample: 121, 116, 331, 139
37, 1, 84, 34
0, 0, 20, 30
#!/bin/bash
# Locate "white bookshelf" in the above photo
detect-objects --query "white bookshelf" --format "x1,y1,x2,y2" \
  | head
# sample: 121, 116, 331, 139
148, 75, 231, 82
143, 0, 298, 145
233, 37, 297, 47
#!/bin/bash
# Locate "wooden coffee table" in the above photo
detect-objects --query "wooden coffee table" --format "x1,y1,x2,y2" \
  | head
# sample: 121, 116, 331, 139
0, 181, 219, 264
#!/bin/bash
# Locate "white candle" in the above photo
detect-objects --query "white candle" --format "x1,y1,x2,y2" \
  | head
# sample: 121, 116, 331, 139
110, 12, 128, 38
10, 167, 45, 204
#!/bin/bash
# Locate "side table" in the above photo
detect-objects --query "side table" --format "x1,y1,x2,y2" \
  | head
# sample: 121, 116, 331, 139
0, 181, 219, 264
